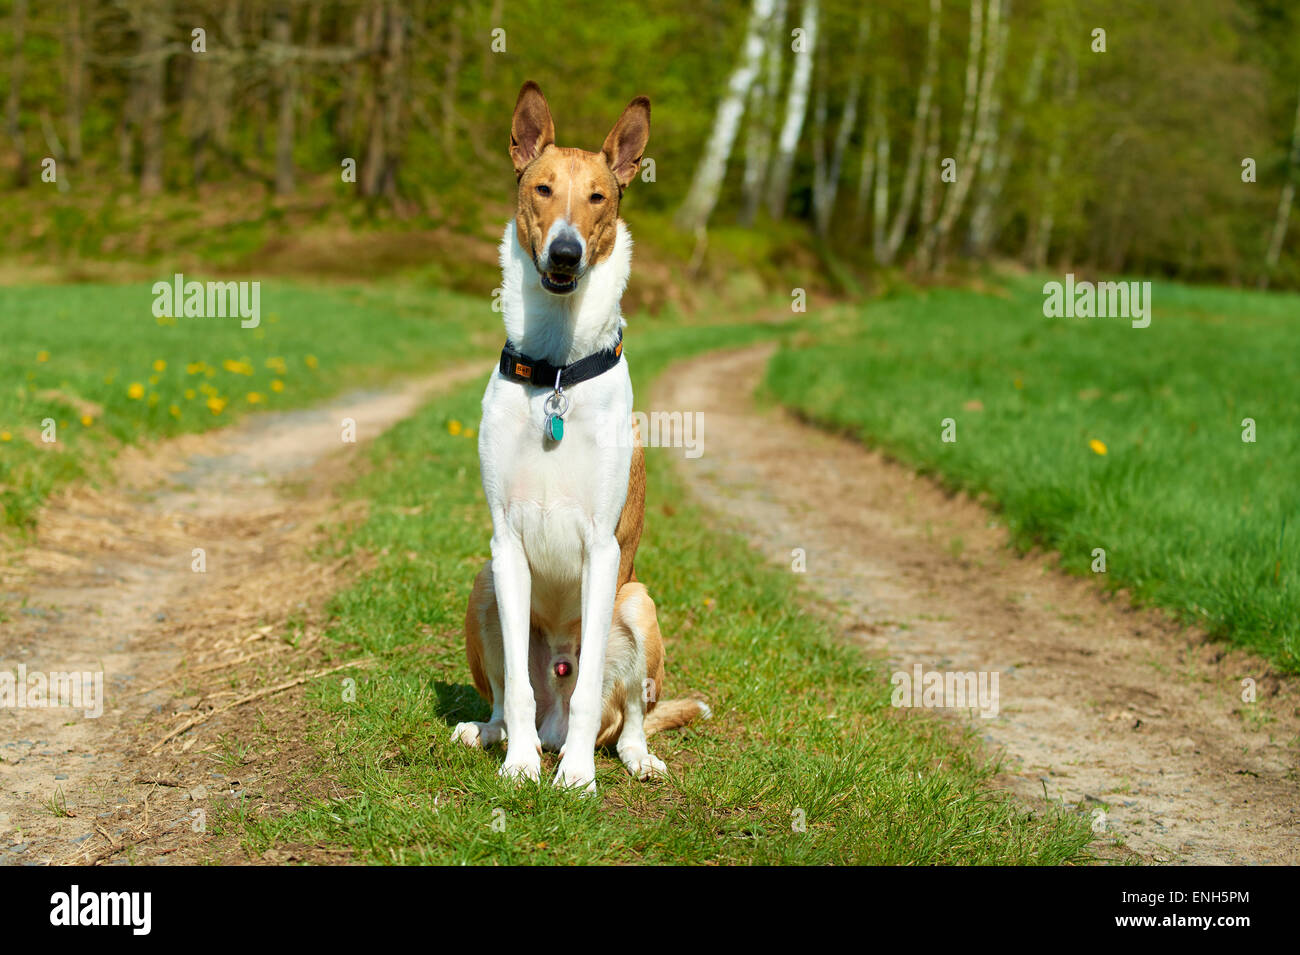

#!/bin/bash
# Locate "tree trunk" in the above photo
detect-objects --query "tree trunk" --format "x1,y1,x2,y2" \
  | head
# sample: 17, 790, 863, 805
969, 38, 1044, 258
913, 98, 942, 270
273, 6, 297, 194
676, 0, 776, 232
441, 3, 464, 148
740, 0, 786, 225
5, 0, 28, 188
1262, 83, 1300, 287
880, 0, 940, 264
1027, 54, 1075, 269
925, 0, 1004, 270
137, 0, 169, 196
65, 0, 84, 166
870, 80, 890, 262
812, 15, 865, 238
765, 0, 818, 220
361, 1, 407, 200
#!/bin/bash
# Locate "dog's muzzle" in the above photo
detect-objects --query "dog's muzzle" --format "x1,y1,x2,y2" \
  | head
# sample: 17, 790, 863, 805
541, 235, 583, 293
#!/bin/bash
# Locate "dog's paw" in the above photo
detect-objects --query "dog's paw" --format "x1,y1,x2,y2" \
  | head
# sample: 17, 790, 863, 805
450, 721, 506, 749
618, 747, 667, 781
499, 744, 542, 783
552, 756, 598, 795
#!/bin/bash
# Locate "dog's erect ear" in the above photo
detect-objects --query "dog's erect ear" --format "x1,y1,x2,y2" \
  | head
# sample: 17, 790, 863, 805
601, 95, 650, 191
510, 81, 555, 178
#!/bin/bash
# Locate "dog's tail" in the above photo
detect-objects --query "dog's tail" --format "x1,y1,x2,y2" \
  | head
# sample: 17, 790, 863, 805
645, 698, 711, 736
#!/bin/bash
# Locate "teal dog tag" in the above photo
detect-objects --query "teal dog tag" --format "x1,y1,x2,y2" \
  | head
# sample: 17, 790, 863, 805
546, 413, 564, 442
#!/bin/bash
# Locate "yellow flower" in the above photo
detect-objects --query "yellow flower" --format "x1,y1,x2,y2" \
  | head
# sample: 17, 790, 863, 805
199, 383, 216, 396
206, 396, 227, 415
152, 359, 166, 372
222, 359, 254, 376
187, 362, 205, 375
37, 350, 49, 363
169, 404, 181, 417
304, 354, 319, 369
127, 382, 145, 400
148, 374, 160, 385
271, 379, 284, 393
1089, 439, 1108, 456
447, 419, 463, 436
465, 427, 476, 439
266, 357, 287, 375
184, 389, 196, 400
0, 431, 11, 442
246, 392, 264, 404
80, 415, 93, 427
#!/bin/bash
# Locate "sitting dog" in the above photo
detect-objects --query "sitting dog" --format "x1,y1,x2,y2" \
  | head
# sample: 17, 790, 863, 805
451, 82, 708, 793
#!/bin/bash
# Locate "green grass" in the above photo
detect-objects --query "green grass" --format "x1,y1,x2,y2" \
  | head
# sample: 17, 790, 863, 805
235, 319, 1094, 865
0, 280, 488, 531
764, 276, 1300, 670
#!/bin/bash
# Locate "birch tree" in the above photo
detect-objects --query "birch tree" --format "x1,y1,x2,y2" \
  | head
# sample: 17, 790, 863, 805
765, 0, 818, 220
740, 0, 786, 224
676, 0, 776, 232
879, 0, 940, 265
811, 14, 867, 238
923, 0, 1005, 270
968, 39, 1044, 258
5, 0, 28, 187
1262, 83, 1300, 287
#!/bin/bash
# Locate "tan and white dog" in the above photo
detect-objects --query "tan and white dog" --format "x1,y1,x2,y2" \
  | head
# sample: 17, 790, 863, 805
452, 82, 707, 793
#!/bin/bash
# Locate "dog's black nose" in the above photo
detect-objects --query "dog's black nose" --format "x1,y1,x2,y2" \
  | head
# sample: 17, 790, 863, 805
548, 237, 582, 272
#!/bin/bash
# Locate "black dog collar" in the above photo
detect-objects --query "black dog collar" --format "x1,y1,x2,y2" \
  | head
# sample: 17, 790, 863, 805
499, 331, 624, 389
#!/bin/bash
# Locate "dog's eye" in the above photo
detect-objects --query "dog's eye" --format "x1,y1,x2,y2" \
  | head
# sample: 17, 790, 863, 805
590, 192, 605, 203
535, 184, 552, 197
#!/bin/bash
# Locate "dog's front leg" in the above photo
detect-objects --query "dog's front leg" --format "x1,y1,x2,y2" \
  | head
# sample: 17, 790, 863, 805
554, 535, 620, 793
491, 532, 541, 781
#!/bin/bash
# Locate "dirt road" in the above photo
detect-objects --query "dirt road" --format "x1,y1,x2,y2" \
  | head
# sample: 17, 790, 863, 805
0, 366, 482, 865
654, 344, 1299, 864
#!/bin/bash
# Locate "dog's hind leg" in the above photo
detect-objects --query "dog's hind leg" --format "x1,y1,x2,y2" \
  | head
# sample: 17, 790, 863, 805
452, 564, 509, 749
595, 582, 669, 779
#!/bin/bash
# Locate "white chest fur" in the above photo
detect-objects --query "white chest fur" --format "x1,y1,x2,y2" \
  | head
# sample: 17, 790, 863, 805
478, 220, 636, 618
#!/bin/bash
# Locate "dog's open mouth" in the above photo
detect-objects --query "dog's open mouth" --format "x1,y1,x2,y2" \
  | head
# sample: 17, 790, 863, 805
541, 271, 578, 294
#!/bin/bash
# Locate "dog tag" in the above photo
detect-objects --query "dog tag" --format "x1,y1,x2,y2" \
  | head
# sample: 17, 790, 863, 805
543, 387, 569, 443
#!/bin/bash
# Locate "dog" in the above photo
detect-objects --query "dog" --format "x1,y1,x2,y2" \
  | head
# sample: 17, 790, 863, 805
451, 82, 708, 793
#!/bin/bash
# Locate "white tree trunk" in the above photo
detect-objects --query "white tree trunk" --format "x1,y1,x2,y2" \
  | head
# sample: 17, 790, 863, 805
1027, 54, 1076, 269
871, 80, 891, 262
812, 15, 866, 238
676, 0, 777, 232
741, 0, 787, 224
880, 0, 940, 265
1263, 83, 1300, 284
969, 38, 1043, 257
852, 103, 877, 239
765, 0, 819, 220
926, 0, 1004, 270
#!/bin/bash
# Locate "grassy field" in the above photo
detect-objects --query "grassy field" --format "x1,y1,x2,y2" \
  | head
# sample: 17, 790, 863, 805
765, 276, 1300, 670
229, 319, 1094, 865
0, 281, 489, 531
